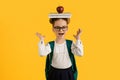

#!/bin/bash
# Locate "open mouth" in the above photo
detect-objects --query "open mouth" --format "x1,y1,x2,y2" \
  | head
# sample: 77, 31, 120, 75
58, 33, 64, 35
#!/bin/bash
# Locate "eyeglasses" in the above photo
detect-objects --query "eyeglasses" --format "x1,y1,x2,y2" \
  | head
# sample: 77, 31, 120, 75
53, 26, 68, 31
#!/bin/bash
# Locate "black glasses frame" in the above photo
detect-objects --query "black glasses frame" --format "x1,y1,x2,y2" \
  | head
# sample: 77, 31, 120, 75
53, 26, 68, 31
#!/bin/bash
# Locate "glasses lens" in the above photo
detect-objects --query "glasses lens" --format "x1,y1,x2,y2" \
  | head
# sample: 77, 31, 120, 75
54, 26, 68, 31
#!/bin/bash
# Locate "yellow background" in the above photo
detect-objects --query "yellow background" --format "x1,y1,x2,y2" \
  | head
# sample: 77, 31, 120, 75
0, 0, 120, 80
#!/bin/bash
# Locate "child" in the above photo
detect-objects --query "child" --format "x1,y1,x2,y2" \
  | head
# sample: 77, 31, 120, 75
36, 6, 84, 80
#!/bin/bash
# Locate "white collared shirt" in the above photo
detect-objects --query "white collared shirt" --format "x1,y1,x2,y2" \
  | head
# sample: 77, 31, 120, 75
38, 39, 84, 69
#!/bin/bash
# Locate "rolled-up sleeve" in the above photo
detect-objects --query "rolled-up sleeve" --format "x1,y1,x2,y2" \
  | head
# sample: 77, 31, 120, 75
38, 40, 51, 56
71, 40, 84, 56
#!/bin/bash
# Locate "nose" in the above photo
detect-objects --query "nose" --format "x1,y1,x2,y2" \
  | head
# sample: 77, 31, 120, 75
59, 28, 63, 31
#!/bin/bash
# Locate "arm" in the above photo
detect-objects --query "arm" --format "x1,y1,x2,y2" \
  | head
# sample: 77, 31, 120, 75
38, 40, 51, 56
72, 28, 84, 56
36, 32, 51, 56
71, 40, 84, 56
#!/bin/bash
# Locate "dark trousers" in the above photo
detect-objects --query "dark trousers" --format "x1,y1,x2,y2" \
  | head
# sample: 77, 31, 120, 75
47, 66, 74, 80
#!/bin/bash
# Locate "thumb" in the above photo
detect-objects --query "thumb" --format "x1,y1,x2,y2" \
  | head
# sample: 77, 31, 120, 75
36, 32, 41, 37
43, 36, 45, 38
73, 35, 76, 38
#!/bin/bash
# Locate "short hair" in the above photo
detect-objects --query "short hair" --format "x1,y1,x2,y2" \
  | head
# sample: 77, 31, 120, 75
49, 18, 70, 25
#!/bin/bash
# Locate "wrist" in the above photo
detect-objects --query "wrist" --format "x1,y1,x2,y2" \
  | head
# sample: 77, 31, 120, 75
76, 37, 80, 40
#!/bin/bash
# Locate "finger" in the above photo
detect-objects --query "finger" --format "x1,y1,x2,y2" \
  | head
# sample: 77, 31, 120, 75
77, 30, 80, 35
78, 28, 80, 32
77, 30, 79, 35
78, 29, 80, 33
36, 32, 38, 35
78, 29, 82, 34
73, 35, 76, 38
43, 36, 45, 38
36, 32, 39, 36
80, 29, 82, 34
36, 32, 42, 37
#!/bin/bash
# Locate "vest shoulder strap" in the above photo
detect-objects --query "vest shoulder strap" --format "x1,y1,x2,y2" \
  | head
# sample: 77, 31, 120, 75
45, 41, 54, 78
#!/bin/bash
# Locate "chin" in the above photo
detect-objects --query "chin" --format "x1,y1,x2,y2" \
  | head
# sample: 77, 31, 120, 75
57, 35, 65, 39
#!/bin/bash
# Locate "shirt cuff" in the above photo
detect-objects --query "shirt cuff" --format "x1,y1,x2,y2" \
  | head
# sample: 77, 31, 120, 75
38, 40, 44, 46
76, 39, 82, 45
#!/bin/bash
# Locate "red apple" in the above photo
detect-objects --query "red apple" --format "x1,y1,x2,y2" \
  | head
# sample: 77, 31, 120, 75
56, 6, 64, 13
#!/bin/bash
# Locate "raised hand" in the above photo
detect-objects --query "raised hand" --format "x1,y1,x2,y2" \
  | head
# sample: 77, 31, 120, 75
36, 32, 45, 40
73, 28, 82, 40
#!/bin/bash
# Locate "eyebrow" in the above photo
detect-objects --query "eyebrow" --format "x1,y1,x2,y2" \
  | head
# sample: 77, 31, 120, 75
54, 26, 68, 27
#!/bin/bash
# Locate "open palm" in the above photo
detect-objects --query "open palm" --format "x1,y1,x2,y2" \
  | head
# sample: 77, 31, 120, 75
73, 29, 82, 40
36, 32, 45, 40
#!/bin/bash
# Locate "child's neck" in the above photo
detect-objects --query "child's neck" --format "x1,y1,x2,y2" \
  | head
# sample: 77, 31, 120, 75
55, 38, 65, 44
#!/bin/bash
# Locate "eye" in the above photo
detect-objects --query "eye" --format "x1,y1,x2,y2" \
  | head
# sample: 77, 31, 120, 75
62, 27, 65, 28
56, 27, 61, 29
63, 26, 68, 27
62, 26, 68, 29
54, 26, 59, 29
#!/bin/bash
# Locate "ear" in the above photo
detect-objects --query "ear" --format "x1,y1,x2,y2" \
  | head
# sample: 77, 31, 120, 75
66, 28, 68, 32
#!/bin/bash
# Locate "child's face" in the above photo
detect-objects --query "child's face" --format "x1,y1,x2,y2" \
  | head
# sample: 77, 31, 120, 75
53, 19, 68, 39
